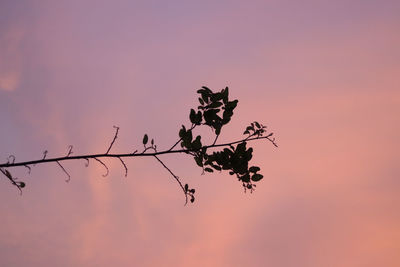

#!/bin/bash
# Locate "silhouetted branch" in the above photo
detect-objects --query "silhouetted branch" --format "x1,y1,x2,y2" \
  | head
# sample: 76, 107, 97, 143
56, 161, 70, 182
24, 165, 31, 174
0, 135, 274, 168
0, 86, 277, 204
117, 157, 128, 177
106, 126, 119, 154
154, 155, 188, 205
93, 157, 109, 177
67, 145, 73, 157
0, 168, 24, 194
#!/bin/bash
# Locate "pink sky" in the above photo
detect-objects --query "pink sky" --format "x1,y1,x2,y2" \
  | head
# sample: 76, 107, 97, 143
1, 1, 399, 266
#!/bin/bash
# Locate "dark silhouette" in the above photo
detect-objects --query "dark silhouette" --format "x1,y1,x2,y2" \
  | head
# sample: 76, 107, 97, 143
0, 86, 277, 204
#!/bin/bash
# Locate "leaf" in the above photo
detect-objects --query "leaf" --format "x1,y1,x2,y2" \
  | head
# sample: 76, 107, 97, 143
190, 109, 197, 124
151, 139, 154, 145
201, 86, 212, 93
201, 92, 209, 104
212, 164, 222, 171
198, 98, 204, 105
226, 100, 238, 110
241, 174, 250, 183
222, 87, 229, 104
196, 111, 203, 124
190, 189, 195, 194
246, 126, 254, 132
249, 166, 260, 173
194, 156, 203, 167
207, 102, 223, 109
254, 121, 261, 128
184, 184, 188, 192
205, 167, 214, 173
142, 134, 148, 145
179, 125, 186, 138
251, 174, 264, 181
19, 182, 25, 188
191, 136, 202, 150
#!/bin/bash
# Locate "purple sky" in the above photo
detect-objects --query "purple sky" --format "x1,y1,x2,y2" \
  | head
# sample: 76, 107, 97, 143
1, 1, 400, 266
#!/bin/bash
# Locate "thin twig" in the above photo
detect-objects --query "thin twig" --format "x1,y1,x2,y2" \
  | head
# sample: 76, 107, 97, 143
93, 157, 109, 177
154, 155, 188, 205
0, 168, 23, 194
8, 155, 15, 164
168, 124, 196, 151
24, 165, 31, 174
67, 145, 73, 156
56, 161, 70, 182
106, 126, 119, 154
117, 157, 128, 177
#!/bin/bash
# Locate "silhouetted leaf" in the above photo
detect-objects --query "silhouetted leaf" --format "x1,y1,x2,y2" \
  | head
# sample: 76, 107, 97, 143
143, 134, 148, 145
222, 87, 229, 104
192, 136, 202, 150
251, 174, 263, 181
184, 184, 188, 192
212, 164, 221, 171
241, 174, 250, 182
207, 102, 223, 109
201, 86, 212, 93
205, 167, 213, 173
190, 109, 197, 124
249, 166, 260, 173
194, 156, 203, 167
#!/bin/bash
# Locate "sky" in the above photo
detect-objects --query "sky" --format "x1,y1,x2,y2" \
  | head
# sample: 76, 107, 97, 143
0, 0, 399, 266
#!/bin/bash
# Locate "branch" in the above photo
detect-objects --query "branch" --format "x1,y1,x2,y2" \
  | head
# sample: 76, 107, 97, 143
0, 134, 274, 169
106, 126, 120, 154
153, 155, 189, 205
0, 86, 278, 204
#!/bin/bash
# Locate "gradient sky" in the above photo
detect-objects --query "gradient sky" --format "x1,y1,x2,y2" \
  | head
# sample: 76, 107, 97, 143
1, 1, 399, 266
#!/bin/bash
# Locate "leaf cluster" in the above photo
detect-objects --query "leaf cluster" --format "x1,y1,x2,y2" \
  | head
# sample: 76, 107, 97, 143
180, 87, 268, 192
